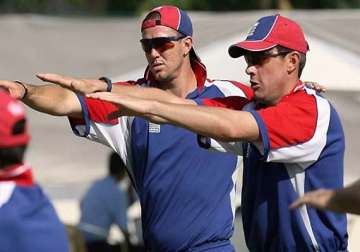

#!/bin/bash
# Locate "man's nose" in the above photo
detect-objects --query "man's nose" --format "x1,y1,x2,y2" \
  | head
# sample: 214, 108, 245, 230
245, 64, 257, 76
149, 47, 160, 58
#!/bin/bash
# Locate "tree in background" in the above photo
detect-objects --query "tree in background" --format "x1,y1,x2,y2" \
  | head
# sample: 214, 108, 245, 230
290, 0, 360, 8
0, 0, 359, 15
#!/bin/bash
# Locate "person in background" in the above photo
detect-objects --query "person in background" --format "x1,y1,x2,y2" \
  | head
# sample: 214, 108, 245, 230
0, 90, 70, 252
79, 152, 130, 252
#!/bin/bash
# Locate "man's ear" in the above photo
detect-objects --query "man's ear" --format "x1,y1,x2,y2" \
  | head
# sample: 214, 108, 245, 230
182, 36, 193, 56
287, 51, 300, 75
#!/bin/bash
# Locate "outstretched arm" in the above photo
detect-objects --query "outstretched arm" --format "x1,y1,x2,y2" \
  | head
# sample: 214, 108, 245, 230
0, 80, 81, 117
290, 179, 360, 215
37, 73, 195, 105
87, 92, 259, 142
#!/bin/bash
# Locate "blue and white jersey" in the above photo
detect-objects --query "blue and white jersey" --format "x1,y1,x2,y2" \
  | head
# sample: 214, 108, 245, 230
198, 83, 348, 251
0, 164, 70, 252
69, 61, 252, 251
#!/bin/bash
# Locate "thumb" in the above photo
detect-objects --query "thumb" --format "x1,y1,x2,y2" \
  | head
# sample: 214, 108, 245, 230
70, 79, 85, 91
289, 199, 303, 209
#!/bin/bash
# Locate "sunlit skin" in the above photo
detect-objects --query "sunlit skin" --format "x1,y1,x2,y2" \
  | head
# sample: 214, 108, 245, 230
245, 48, 300, 106
141, 26, 196, 97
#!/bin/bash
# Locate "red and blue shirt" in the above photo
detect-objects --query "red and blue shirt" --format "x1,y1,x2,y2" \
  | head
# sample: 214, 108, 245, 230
69, 61, 252, 251
197, 83, 348, 251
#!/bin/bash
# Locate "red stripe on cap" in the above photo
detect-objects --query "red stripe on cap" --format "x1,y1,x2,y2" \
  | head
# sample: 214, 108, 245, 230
265, 16, 309, 54
157, 6, 180, 31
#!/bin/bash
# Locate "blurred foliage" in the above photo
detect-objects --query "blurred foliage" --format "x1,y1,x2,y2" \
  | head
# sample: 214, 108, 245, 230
0, 0, 358, 15
290, 0, 359, 8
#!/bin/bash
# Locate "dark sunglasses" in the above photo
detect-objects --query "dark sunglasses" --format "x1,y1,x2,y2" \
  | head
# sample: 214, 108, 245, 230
244, 50, 291, 66
140, 35, 186, 53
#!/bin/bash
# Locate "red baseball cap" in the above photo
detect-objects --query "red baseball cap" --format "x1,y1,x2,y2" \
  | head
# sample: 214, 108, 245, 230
229, 14, 309, 58
141, 5, 200, 62
0, 91, 30, 148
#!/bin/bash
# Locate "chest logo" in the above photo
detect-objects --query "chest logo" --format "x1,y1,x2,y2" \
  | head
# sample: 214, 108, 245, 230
149, 122, 161, 133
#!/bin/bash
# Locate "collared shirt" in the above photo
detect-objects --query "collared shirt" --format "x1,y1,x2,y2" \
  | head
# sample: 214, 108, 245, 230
69, 60, 252, 251
198, 83, 348, 251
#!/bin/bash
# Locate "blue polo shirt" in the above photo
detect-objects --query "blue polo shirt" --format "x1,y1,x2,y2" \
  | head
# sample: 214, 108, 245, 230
69, 61, 253, 251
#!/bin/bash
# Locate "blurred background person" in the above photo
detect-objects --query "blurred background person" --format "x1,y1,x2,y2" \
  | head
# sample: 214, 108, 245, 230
0, 90, 70, 252
79, 152, 130, 252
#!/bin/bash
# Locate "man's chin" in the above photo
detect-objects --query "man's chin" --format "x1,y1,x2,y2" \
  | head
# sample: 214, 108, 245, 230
153, 72, 170, 82
253, 91, 264, 101
254, 93, 268, 104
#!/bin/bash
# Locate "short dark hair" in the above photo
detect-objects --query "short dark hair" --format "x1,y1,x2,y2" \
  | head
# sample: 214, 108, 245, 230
108, 152, 126, 178
0, 145, 26, 169
0, 119, 27, 169
275, 45, 306, 78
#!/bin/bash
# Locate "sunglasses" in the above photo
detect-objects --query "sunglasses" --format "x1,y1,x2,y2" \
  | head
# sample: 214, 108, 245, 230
244, 51, 291, 66
140, 35, 186, 53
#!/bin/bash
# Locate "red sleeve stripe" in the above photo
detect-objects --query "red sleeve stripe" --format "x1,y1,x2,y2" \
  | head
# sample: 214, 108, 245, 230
258, 91, 318, 149
85, 98, 119, 125
202, 96, 249, 110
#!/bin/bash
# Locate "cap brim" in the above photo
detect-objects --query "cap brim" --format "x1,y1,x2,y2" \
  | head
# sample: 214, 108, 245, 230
228, 41, 277, 58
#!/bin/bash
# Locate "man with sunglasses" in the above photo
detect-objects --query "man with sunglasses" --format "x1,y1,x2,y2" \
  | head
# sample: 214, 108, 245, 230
0, 5, 253, 252
86, 15, 348, 251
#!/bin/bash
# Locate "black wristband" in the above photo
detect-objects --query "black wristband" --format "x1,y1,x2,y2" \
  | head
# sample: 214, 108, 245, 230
14, 81, 28, 99
99, 77, 112, 92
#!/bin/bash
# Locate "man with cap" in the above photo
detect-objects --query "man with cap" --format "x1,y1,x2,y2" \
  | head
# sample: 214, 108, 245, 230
87, 14, 348, 251
0, 90, 70, 252
0, 5, 252, 251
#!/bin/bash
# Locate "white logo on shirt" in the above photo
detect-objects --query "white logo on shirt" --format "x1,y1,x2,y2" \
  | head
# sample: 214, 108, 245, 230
149, 122, 161, 133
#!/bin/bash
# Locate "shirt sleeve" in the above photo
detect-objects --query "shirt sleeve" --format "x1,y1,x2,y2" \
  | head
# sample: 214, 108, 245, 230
68, 93, 135, 177
252, 90, 330, 165
194, 81, 252, 155
195, 80, 253, 109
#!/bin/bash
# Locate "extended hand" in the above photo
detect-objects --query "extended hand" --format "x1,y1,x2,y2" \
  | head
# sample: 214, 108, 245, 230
37, 73, 107, 94
0, 80, 26, 99
290, 189, 335, 211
